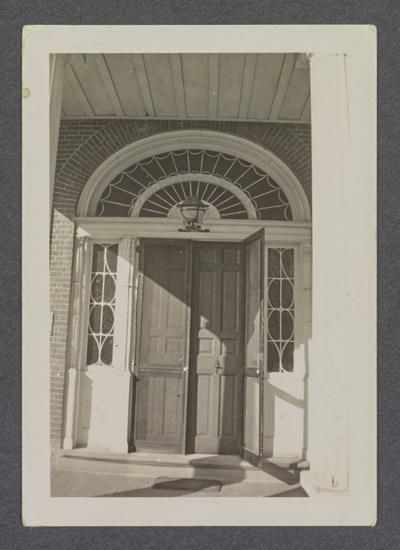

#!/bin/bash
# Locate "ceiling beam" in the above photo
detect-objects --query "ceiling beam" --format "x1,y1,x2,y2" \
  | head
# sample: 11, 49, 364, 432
95, 54, 124, 116
300, 94, 311, 122
208, 54, 219, 118
295, 52, 309, 69
269, 53, 295, 121
65, 63, 94, 117
170, 54, 186, 118
239, 54, 257, 119
132, 54, 155, 117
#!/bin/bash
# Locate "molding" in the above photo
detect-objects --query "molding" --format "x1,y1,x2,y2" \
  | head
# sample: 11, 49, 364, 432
77, 129, 311, 222
74, 216, 312, 243
61, 114, 310, 124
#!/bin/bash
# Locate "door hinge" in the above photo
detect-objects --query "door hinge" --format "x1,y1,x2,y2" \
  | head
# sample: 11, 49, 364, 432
135, 273, 143, 289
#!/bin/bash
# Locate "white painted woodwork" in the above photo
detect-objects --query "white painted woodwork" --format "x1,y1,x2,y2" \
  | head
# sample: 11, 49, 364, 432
112, 238, 136, 372
61, 53, 310, 123
242, 231, 264, 461
239, 54, 257, 119
65, 215, 311, 460
76, 130, 311, 223
49, 54, 68, 211
65, 61, 94, 116
305, 53, 352, 493
131, 55, 156, 117
72, 237, 137, 453
75, 217, 311, 243
76, 370, 132, 452
95, 55, 124, 117
62, 235, 89, 449
263, 376, 304, 457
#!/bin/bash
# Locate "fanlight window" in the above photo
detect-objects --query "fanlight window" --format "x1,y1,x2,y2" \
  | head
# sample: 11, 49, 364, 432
96, 150, 293, 221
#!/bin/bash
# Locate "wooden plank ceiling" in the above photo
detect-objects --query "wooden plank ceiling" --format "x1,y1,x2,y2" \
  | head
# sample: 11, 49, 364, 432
62, 53, 310, 124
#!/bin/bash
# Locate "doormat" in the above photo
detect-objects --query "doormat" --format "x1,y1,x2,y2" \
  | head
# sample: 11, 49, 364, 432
152, 477, 222, 493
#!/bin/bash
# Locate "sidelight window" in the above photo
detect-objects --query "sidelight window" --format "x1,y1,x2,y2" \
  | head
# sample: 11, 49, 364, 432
86, 243, 119, 367
267, 248, 295, 372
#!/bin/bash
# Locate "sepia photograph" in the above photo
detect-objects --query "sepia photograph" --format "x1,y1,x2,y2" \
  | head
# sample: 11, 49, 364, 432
22, 25, 376, 525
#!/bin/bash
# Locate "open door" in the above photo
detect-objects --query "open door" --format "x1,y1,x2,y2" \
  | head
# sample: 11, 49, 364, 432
242, 229, 265, 467
133, 239, 192, 454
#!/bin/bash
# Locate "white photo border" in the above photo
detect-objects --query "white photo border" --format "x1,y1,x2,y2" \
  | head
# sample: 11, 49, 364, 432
22, 24, 376, 526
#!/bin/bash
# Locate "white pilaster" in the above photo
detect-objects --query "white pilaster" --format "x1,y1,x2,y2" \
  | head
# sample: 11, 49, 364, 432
49, 54, 68, 212
111, 237, 137, 452
113, 237, 137, 372
303, 53, 351, 493
62, 235, 89, 449
301, 242, 312, 460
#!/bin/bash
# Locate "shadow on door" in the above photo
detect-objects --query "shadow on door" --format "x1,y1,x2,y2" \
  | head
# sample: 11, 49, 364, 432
132, 240, 250, 456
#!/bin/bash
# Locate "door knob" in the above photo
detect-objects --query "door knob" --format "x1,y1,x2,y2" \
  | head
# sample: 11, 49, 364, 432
215, 359, 222, 371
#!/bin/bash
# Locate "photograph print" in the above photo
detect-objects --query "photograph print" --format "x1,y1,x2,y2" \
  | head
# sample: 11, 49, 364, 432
22, 25, 376, 526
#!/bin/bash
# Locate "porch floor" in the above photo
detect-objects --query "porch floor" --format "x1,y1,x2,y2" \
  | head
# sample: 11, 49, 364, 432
52, 450, 307, 497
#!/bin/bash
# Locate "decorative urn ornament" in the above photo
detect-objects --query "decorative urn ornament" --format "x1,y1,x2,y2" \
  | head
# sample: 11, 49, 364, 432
177, 195, 210, 232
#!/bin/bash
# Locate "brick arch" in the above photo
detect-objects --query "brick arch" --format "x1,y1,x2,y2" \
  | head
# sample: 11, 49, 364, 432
53, 119, 311, 219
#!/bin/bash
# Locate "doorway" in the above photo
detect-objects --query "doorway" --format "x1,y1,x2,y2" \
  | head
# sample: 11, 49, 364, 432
132, 235, 264, 461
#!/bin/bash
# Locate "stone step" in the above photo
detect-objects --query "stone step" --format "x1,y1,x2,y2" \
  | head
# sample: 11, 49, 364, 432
55, 450, 300, 484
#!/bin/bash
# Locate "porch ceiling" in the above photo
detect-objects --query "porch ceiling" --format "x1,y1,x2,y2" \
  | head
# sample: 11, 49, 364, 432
61, 53, 310, 124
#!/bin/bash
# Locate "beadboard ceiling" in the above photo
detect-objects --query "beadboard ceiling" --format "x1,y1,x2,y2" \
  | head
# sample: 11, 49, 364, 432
61, 53, 310, 124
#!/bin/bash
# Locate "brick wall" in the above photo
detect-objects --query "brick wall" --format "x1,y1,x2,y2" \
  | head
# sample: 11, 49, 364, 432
50, 119, 312, 450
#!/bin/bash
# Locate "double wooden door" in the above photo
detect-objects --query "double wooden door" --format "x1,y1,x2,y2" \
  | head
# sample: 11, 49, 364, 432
133, 235, 264, 461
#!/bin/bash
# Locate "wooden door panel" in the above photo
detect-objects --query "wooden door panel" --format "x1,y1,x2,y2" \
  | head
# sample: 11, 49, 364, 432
242, 229, 265, 465
191, 243, 244, 454
243, 375, 259, 452
135, 241, 189, 452
136, 371, 184, 442
218, 375, 237, 437
221, 270, 240, 332
196, 374, 213, 436
198, 270, 217, 330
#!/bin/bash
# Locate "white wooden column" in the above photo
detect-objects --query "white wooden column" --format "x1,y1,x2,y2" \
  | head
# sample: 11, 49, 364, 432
62, 235, 89, 449
303, 53, 352, 493
304, 45, 376, 502
49, 54, 68, 211
300, 241, 312, 460
109, 236, 137, 452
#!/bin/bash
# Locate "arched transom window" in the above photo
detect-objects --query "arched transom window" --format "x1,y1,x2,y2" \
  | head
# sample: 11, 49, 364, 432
95, 149, 293, 221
